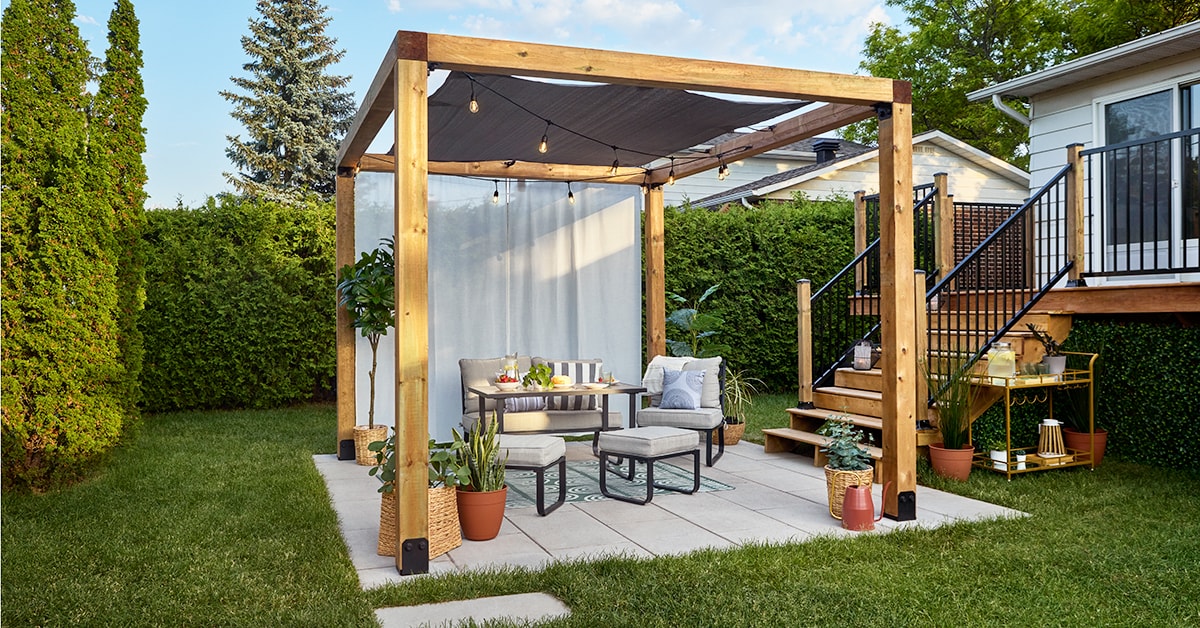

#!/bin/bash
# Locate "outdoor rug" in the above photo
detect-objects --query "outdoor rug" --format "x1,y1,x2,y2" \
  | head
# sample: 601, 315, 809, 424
505, 459, 733, 509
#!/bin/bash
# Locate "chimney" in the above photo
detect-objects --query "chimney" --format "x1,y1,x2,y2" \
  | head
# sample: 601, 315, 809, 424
813, 139, 839, 165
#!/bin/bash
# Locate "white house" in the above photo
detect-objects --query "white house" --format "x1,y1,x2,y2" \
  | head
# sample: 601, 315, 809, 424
969, 20, 1200, 287
689, 130, 1030, 208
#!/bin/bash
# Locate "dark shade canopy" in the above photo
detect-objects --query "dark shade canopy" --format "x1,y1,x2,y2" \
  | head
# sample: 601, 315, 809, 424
427, 71, 808, 168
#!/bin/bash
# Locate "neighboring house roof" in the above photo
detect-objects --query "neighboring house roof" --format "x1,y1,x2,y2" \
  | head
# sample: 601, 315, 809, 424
968, 20, 1200, 100
691, 130, 1028, 208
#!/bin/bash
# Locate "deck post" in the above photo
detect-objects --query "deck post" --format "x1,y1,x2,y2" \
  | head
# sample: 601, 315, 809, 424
877, 85, 917, 522
645, 186, 666, 361
933, 172, 953, 280
393, 57, 430, 574
335, 171, 357, 460
1065, 143, 1086, 286
797, 279, 814, 407
914, 270, 928, 424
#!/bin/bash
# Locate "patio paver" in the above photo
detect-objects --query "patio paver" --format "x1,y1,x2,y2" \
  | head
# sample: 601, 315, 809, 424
314, 440, 1025, 625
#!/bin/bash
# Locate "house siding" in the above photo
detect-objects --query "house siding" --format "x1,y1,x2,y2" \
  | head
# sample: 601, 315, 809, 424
665, 153, 813, 207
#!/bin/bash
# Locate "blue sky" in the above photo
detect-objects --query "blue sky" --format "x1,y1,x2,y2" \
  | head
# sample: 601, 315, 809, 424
66, 0, 903, 208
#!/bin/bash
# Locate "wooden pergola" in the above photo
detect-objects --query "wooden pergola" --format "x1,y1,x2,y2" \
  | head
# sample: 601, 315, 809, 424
334, 31, 917, 575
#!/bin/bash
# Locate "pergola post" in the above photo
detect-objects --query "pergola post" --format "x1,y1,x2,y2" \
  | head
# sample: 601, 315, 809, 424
853, 190, 867, 292
933, 172, 953, 281
1065, 143, 1086, 286
335, 171, 357, 459
393, 57, 430, 574
877, 86, 917, 521
645, 186, 666, 361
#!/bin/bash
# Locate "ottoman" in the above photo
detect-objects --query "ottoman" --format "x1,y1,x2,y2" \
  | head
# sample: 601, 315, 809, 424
498, 434, 567, 516
597, 426, 700, 505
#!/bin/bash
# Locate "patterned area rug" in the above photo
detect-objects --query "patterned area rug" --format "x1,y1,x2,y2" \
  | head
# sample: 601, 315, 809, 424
505, 459, 733, 509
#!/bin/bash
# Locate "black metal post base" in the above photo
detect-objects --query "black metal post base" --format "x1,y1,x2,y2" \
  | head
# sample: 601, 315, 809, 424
338, 439, 355, 461
400, 537, 429, 575
884, 490, 917, 521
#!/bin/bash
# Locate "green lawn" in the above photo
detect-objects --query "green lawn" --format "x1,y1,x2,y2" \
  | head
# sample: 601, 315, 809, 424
3, 403, 1198, 626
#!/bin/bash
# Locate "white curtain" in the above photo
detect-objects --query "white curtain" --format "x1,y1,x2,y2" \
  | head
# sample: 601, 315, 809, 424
354, 174, 643, 440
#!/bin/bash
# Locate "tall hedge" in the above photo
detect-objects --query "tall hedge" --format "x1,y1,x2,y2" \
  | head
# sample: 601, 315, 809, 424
661, 195, 856, 390
1061, 319, 1200, 470
140, 196, 337, 411
1, 0, 125, 491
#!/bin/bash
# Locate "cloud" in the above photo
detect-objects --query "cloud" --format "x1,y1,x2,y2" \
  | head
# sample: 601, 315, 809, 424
74, 15, 100, 27
387, 0, 401, 12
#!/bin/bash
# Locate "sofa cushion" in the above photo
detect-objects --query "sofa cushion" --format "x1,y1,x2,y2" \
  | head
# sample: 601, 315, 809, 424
683, 356, 723, 409
463, 409, 623, 434
535, 358, 602, 410
660, 369, 704, 409
637, 405, 724, 430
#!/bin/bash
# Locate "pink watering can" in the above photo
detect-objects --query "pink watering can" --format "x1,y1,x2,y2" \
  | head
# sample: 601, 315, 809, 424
841, 481, 893, 531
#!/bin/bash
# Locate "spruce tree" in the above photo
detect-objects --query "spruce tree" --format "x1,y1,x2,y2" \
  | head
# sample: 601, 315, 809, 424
221, 0, 355, 203
94, 0, 148, 418
2, 0, 125, 491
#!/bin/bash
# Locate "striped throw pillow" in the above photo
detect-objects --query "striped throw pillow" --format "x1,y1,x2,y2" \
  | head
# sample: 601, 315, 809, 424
544, 360, 601, 410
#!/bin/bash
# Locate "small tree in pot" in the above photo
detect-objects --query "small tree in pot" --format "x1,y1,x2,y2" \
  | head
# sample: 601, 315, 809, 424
924, 357, 978, 481
717, 368, 762, 445
337, 238, 395, 464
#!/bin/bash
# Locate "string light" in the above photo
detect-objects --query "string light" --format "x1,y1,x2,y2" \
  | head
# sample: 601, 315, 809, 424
538, 121, 551, 154
468, 81, 480, 114
717, 157, 729, 181
567, 181, 575, 205
610, 146, 620, 176
492, 180, 500, 204
667, 158, 676, 186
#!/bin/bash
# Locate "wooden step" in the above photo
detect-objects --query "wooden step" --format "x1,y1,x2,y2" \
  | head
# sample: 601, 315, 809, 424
813, 386, 882, 417
762, 427, 884, 459
788, 406, 882, 431
834, 367, 882, 392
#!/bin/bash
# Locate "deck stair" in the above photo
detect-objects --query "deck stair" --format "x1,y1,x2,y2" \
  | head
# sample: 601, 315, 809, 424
764, 308, 1074, 472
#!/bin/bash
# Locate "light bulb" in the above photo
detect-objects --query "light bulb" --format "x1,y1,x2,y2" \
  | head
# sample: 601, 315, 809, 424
610, 159, 620, 176
492, 190, 499, 204
568, 190, 575, 204
717, 163, 729, 180
667, 168, 676, 186
469, 97, 480, 114
538, 133, 549, 154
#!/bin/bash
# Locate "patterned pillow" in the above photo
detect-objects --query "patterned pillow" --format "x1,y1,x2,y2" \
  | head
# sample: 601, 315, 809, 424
505, 396, 546, 412
542, 360, 601, 410
659, 369, 705, 410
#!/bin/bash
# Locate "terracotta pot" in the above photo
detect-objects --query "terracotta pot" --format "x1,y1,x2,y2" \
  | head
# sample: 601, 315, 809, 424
1063, 427, 1108, 467
928, 442, 974, 481
456, 486, 508, 541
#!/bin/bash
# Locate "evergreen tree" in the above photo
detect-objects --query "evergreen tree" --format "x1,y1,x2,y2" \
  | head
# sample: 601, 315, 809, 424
221, 0, 355, 203
2, 0, 125, 491
94, 0, 148, 418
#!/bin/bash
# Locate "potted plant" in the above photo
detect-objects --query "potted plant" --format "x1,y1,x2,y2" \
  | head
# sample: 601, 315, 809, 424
521, 363, 552, 390
818, 416, 874, 520
715, 368, 763, 446
454, 417, 509, 541
1013, 448, 1027, 471
337, 238, 396, 464
1057, 384, 1107, 466
1026, 323, 1067, 375
985, 438, 1008, 471
924, 357, 978, 481
368, 435, 467, 558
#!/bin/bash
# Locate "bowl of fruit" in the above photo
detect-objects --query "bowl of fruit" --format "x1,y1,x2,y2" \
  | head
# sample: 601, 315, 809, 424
494, 374, 521, 391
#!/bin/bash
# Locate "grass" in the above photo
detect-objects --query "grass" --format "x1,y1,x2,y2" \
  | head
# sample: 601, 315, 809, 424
4, 402, 1199, 626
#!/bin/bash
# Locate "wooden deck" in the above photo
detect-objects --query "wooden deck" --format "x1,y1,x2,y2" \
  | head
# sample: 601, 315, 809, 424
1037, 282, 1200, 314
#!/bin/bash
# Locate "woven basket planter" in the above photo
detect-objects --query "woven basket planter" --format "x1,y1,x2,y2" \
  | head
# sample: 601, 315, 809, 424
378, 485, 462, 558
353, 425, 388, 466
713, 421, 746, 446
824, 465, 874, 520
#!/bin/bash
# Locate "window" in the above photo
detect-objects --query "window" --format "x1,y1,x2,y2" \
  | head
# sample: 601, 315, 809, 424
1103, 90, 1172, 246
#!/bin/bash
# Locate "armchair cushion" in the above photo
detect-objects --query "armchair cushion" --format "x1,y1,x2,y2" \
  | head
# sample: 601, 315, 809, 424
683, 357, 722, 409
637, 405, 724, 430
660, 369, 704, 410
460, 356, 532, 412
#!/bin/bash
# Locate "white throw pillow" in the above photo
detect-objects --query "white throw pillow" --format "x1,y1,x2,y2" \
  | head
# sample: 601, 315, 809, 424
660, 369, 705, 410
641, 355, 691, 395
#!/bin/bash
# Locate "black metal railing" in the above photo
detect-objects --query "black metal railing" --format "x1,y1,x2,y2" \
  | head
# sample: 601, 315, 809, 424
809, 184, 939, 388
925, 163, 1074, 375
1081, 127, 1200, 277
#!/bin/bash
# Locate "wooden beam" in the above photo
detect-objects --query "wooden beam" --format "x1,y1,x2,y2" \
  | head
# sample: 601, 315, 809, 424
913, 271, 929, 425
877, 94, 917, 521
338, 33, 411, 169
335, 172, 357, 459
649, 103, 876, 185
1065, 144, 1086, 283
645, 186, 666, 361
1037, 283, 1200, 314
934, 172, 953, 280
854, 191, 866, 292
419, 32, 894, 105
393, 58, 430, 574
358, 154, 648, 184
797, 280, 813, 406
